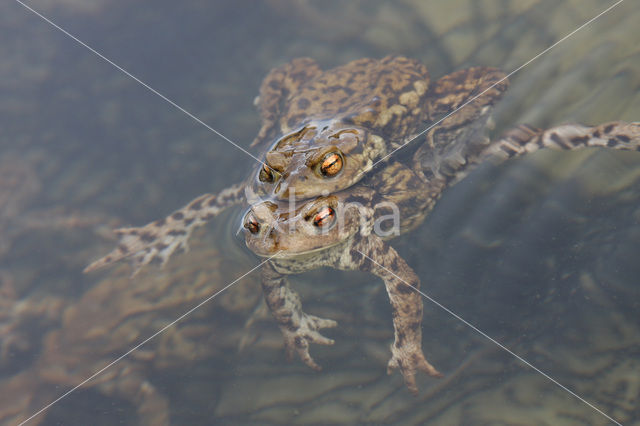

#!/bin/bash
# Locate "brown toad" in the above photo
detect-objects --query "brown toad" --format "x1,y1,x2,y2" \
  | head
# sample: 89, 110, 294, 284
240, 121, 640, 393
85, 57, 507, 274
87, 120, 640, 394
251, 56, 508, 199
243, 160, 442, 393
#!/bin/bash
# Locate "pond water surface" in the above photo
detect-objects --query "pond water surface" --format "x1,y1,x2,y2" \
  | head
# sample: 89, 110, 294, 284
1, 1, 638, 425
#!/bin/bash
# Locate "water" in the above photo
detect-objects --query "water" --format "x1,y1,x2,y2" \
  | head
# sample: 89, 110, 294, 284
1, 0, 638, 424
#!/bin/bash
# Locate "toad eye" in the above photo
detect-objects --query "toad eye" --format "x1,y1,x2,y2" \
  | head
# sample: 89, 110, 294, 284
319, 152, 344, 177
243, 213, 260, 234
259, 164, 276, 183
312, 206, 336, 228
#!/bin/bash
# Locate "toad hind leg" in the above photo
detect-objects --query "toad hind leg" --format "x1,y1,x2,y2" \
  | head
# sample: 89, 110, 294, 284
442, 121, 640, 188
260, 262, 337, 371
84, 183, 245, 275
341, 234, 442, 394
483, 121, 640, 161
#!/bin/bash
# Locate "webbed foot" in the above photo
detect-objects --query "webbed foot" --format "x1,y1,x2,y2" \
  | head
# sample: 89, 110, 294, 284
281, 313, 337, 371
387, 345, 442, 394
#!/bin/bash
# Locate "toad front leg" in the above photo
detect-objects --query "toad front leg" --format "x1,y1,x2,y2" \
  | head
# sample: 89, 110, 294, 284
342, 234, 442, 394
261, 261, 337, 370
84, 183, 246, 275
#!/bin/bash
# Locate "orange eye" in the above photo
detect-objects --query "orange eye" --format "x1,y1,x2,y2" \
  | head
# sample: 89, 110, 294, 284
312, 206, 336, 228
320, 152, 343, 177
259, 164, 275, 183
244, 214, 260, 234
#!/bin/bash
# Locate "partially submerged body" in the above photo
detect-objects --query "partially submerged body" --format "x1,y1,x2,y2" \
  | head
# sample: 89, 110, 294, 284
240, 121, 640, 392
86, 56, 508, 274
87, 120, 640, 393
251, 57, 508, 199
243, 160, 445, 392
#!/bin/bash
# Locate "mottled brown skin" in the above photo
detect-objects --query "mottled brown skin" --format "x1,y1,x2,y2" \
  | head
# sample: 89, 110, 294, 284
81, 58, 640, 393
483, 121, 640, 160
415, 67, 510, 181
241, 121, 640, 393
84, 183, 246, 273
251, 57, 430, 149
448, 121, 640, 187
86, 57, 509, 275
244, 161, 445, 393
251, 56, 510, 199
87, 120, 640, 276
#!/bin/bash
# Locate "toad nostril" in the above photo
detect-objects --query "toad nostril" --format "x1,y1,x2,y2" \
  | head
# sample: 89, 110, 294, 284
268, 228, 280, 247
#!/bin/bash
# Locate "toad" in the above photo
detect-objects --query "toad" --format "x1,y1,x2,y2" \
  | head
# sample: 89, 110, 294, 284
88, 121, 640, 393
250, 56, 508, 199
85, 57, 507, 274
241, 121, 640, 393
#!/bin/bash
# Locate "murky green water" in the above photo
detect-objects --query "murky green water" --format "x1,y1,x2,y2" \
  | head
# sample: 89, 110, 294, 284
1, 1, 638, 424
